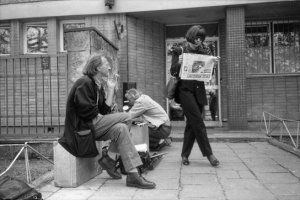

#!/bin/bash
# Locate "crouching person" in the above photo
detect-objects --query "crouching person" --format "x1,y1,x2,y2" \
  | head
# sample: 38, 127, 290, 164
125, 89, 172, 151
58, 54, 155, 189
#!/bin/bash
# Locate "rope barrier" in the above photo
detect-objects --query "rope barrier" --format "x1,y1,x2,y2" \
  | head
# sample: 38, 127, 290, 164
0, 142, 54, 184
262, 111, 300, 149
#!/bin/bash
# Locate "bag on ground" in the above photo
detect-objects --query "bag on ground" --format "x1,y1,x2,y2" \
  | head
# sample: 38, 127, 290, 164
0, 175, 42, 200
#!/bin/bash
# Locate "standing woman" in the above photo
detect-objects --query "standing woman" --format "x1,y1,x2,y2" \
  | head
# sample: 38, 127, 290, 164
175, 25, 220, 166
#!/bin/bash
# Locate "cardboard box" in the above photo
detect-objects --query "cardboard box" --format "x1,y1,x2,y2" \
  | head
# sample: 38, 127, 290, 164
53, 141, 102, 188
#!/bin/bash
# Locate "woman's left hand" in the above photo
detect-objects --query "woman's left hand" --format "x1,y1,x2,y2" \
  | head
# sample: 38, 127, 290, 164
212, 56, 220, 64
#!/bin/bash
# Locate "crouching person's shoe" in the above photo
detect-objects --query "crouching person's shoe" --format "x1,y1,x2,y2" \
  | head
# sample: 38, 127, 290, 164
98, 155, 122, 179
126, 172, 155, 189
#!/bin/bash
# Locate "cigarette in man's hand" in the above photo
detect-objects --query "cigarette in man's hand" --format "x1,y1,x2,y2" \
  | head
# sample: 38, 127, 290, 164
114, 74, 120, 81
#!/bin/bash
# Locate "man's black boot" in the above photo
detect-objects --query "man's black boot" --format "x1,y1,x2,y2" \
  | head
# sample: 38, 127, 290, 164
98, 154, 122, 179
126, 172, 155, 189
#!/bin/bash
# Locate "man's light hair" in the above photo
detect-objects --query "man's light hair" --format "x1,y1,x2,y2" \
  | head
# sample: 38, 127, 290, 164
125, 88, 142, 100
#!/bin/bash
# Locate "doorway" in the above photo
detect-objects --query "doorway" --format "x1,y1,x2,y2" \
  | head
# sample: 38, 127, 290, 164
165, 38, 222, 127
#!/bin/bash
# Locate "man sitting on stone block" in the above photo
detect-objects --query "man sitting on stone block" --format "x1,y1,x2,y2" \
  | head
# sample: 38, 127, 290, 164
125, 89, 172, 151
59, 54, 155, 189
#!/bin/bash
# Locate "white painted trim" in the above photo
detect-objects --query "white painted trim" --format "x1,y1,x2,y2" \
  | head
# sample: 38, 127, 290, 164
23, 22, 47, 54
0, 0, 290, 20
0, 24, 11, 55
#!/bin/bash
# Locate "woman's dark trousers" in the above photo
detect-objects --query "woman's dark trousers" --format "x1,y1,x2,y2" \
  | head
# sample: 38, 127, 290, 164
179, 91, 213, 158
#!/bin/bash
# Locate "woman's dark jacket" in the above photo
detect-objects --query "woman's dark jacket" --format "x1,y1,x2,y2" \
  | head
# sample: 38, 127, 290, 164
172, 43, 210, 106
58, 75, 111, 158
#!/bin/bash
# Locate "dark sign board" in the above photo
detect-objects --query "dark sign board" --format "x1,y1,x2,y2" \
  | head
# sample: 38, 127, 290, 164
41, 57, 50, 70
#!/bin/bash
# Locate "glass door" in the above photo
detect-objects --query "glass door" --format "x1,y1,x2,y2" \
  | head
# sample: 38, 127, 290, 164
166, 38, 222, 127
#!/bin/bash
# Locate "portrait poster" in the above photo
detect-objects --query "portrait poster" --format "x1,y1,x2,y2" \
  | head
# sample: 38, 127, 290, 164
180, 53, 215, 82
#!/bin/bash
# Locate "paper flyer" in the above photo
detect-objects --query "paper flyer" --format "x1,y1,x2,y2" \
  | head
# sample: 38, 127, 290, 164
180, 53, 215, 82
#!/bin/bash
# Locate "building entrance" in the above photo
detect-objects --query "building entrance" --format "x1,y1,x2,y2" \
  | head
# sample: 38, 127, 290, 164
165, 38, 222, 127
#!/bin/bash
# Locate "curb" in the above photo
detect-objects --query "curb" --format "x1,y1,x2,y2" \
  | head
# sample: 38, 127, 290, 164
171, 136, 270, 143
268, 137, 300, 157
31, 171, 54, 190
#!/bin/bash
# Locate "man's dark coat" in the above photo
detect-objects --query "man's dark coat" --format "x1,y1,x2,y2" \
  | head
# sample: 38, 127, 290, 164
59, 75, 111, 158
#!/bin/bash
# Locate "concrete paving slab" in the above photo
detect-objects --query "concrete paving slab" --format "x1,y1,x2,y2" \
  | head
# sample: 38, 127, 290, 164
92, 183, 137, 197
181, 174, 219, 185
151, 178, 180, 190
214, 162, 248, 171
215, 155, 242, 163
265, 183, 300, 195
45, 189, 96, 200
248, 164, 289, 173
38, 140, 300, 200
216, 169, 240, 179
242, 157, 279, 165
144, 169, 180, 180
181, 165, 216, 174
236, 152, 270, 159
275, 195, 300, 200
39, 181, 60, 193
180, 198, 226, 200
237, 171, 257, 179
40, 191, 53, 200
225, 189, 276, 200
89, 196, 133, 200
220, 179, 266, 190
133, 189, 178, 200
255, 172, 300, 184
180, 184, 224, 199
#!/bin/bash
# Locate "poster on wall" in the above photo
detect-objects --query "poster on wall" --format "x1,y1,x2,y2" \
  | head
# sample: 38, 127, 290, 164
180, 53, 215, 82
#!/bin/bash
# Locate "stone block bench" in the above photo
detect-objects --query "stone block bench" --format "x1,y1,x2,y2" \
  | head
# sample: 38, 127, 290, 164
53, 141, 102, 188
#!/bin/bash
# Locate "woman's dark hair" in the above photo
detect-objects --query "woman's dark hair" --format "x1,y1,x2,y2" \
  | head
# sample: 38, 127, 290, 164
185, 25, 206, 44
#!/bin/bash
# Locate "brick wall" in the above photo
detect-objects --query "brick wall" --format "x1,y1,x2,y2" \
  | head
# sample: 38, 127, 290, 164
127, 16, 166, 109
226, 7, 247, 130
10, 20, 22, 56
246, 75, 300, 121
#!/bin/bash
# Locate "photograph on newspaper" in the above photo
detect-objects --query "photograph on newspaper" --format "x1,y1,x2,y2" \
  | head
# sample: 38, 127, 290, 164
180, 53, 215, 82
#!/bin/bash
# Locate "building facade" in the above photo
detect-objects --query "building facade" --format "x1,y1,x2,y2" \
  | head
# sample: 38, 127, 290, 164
0, 0, 299, 138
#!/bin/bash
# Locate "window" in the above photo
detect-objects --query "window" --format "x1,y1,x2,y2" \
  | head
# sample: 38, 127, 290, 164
0, 25, 10, 55
24, 22, 48, 54
60, 20, 85, 52
245, 20, 300, 74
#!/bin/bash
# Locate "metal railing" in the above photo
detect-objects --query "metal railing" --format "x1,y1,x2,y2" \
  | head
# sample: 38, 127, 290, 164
0, 141, 54, 184
261, 111, 299, 148
0, 54, 68, 136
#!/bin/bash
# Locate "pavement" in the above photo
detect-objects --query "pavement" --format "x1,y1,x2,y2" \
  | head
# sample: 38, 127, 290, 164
36, 129, 300, 200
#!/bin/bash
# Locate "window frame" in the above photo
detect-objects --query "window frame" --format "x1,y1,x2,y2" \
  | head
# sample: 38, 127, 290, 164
0, 23, 11, 56
245, 20, 300, 75
59, 20, 85, 52
23, 22, 48, 54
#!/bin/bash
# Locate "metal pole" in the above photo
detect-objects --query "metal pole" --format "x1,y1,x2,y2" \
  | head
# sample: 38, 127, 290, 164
297, 122, 299, 148
280, 121, 283, 142
263, 112, 268, 135
282, 121, 297, 148
24, 143, 31, 183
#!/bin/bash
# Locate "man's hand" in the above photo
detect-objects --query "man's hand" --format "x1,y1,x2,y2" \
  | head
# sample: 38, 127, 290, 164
107, 77, 117, 91
178, 55, 183, 64
105, 73, 118, 106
